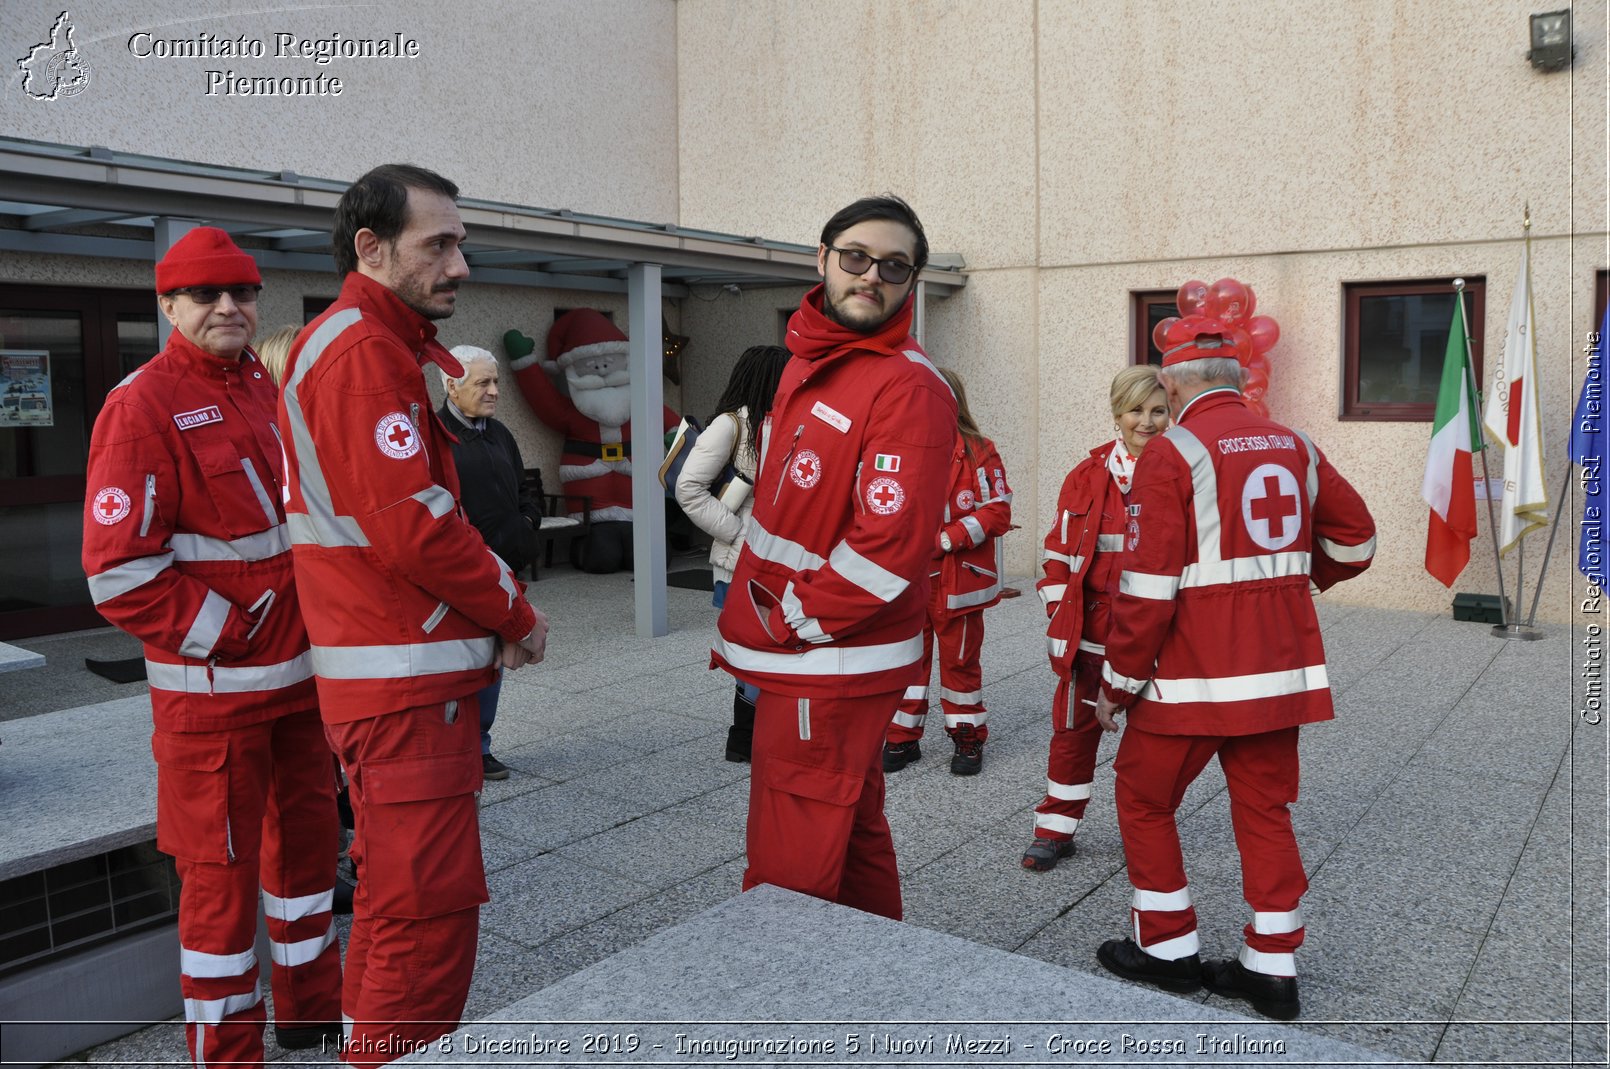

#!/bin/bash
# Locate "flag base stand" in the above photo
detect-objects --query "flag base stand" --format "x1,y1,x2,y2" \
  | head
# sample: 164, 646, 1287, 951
1490, 622, 1545, 641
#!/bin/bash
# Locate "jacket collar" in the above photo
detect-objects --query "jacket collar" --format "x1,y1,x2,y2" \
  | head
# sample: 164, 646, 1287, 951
1177, 386, 1243, 424
785, 284, 916, 364
165, 329, 257, 380
340, 272, 465, 379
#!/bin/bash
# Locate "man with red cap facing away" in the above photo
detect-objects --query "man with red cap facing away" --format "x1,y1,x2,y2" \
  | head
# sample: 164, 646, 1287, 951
1092, 316, 1376, 1020
278, 164, 547, 1065
713, 195, 956, 920
82, 227, 342, 1065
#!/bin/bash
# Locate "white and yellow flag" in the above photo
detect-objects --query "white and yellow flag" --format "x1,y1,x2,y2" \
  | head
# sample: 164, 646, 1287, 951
1481, 239, 1549, 553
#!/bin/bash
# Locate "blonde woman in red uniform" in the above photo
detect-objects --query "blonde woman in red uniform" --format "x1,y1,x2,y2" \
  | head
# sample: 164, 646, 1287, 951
1023, 365, 1168, 870
882, 368, 1013, 776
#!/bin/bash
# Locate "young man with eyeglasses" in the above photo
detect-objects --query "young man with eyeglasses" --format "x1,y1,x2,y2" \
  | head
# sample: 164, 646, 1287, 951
714, 195, 957, 919
82, 227, 343, 1066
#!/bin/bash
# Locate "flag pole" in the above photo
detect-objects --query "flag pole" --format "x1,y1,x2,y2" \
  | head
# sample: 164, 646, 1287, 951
1524, 459, 1574, 626
1455, 278, 1510, 627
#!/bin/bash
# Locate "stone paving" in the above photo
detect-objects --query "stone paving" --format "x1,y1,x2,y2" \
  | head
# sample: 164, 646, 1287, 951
17, 560, 1605, 1067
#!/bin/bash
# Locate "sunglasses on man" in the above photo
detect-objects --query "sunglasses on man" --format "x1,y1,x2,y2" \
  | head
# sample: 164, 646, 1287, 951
167, 285, 263, 305
827, 246, 917, 286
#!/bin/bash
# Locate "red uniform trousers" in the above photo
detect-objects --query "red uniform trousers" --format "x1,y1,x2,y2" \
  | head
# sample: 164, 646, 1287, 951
1114, 724, 1308, 975
325, 697, 488, 1067
886, 587, 987, 745
744, 690, 902, 920
153, 709, 341, 1067
1032, 655, 1105, 841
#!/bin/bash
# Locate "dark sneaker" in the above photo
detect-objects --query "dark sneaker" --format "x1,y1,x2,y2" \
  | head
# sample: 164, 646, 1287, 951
1096, 937, 1203, 994
1021, 836, 1075, 872
1203, 956, 1300, 1020
950, 725, 983, 776
274, 1023, 343, 1051
482, 753, 510, 781
725, 724, 752, 763
882, 739, 921, 772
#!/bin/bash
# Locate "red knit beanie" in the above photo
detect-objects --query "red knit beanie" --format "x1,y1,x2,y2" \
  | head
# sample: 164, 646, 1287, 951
155, 227, 261, 293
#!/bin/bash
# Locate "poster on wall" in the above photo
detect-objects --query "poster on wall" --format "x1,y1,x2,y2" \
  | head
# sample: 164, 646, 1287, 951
0, 351, 54, 428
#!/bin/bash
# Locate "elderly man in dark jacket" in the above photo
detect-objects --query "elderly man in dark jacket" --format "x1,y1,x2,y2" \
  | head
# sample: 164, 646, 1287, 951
439, 344, 544, 779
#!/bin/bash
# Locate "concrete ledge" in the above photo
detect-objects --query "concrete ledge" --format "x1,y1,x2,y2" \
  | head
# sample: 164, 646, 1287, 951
0, 640, 44, 673
404, 886, 1390, 1066
0, 694, 154, 880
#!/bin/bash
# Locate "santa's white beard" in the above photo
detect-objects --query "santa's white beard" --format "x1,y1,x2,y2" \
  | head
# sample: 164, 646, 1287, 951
567, 373, 633, 428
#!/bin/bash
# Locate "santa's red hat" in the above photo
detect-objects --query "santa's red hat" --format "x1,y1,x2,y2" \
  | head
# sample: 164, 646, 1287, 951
543, 309, 628, 374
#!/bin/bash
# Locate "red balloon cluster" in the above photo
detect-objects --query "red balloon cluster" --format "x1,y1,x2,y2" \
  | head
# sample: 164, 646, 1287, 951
1151, 278, 1280, 417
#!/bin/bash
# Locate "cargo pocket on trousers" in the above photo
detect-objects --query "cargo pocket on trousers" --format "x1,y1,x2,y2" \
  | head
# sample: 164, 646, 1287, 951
764, 754, 866, 809
151, 731, 232, 864
360, 747, 488, 919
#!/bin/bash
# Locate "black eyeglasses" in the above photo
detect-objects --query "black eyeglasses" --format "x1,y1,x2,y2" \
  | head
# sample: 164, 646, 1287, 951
168, 285, 262, 305
827, 246, 917, 285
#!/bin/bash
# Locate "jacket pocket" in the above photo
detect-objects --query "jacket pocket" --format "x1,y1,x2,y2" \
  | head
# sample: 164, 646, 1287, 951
151, 731, 232, 863
189, 437, 271, 538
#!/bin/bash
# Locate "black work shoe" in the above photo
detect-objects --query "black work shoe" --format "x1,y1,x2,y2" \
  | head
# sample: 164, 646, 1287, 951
1203, 956, 1300, 1020
1096, 937, 1203, 994
725, 725, 752, 763
274, 1022, 343, 1051
882, 740, 921, 772
332, 871, 355, 916
1021, 836, 1075, 872
949, 725, 983, 776
482, 753, 510, 781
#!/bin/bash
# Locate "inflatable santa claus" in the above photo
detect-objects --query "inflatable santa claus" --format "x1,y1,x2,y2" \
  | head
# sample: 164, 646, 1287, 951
505, 310, 676, 573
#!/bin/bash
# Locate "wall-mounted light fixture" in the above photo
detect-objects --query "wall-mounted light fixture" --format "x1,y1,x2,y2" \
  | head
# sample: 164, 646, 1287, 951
1528, 9, 1573, 72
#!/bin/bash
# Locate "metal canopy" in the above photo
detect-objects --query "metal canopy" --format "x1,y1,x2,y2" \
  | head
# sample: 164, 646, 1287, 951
0, 138, 968, 298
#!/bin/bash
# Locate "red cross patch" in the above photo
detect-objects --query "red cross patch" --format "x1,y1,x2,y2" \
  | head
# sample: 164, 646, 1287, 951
867, 476, 905, 515
1241, 463, 1302, 551
956, 488, 976, 511
374, 412, 421, 460
93, 486, 131, 526
790, 449, 822, 489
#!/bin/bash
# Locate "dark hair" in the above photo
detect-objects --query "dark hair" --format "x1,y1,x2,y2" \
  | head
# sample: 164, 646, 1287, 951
332, 163, 459, 276
819, 194, 929, 273
712, 345, 790, 466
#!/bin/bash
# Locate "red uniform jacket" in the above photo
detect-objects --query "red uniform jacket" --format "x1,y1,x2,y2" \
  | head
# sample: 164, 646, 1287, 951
713, 286, 957, 698
1100, 389, 1376, 735
82, 332, 314, 732
279, 272, 537, 721
934, 435, 1013, 620
1037, 444, 1130, 680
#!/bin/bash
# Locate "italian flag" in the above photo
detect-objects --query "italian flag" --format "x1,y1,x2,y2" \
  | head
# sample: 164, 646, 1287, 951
1422, 294, 1482, 587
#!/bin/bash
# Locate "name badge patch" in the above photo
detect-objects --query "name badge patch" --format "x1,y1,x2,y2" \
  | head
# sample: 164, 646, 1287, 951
810, 401, 851, 433
173, 406, 223, 431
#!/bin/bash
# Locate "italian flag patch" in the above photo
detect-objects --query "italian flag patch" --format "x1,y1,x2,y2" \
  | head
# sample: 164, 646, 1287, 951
873, 454, 901, 472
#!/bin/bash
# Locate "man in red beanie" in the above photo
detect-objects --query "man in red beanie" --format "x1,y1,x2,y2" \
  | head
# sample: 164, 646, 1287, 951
1091, 316, 1376, 1020
278, 164, 547, 1066
82, 227, 343, 1065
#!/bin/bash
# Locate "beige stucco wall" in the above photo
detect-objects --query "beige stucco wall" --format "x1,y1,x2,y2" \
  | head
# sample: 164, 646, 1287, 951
677, 0, 1609, 622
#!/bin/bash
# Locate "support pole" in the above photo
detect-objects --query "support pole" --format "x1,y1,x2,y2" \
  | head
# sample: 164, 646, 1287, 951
1454, 280, 1510, 628
627, 263, 668, 638
1524, 461, 1574, 627
153, 218, 198, 349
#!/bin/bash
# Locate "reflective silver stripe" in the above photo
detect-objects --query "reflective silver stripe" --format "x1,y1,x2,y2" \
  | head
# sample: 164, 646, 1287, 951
947, 581, 1001, 611
87, 552, 174, 604
902, 348, 947, 388
1047, 779, 1091, 802
270, 922, 335, 968
178, 589, 232, 659
422, 601, 449, 634
960, 515, 986, 547
781, 580, 832, 644
942, 711, 984, 727
262, 888, 333, 922
797, 697, 811, 740
140, 473, 156, 537
185, 987, 262, 1025
1253, 908, 1304, 935
713, 632, 925, 677
1036, 813, 1080, 835
1042, 549, 1084, 570
170, 526, 290, 563
1096, 533, 1125, 553
1319, 534, 1376, 563
746, 520, 826, 573
828, 541, 908, 603
1038, 583, 1067, 607
1293, 430, 1320, 506
1120, 570, 1179, 600
239, 458, 279, 527
1240, 944, 1296, 976
282, 308, 370, 548
1102, 660, 1147, 694
412, 484, 456, 519
1145, 664, 1328, 704
1164, 424, 1221, 562
940, 686, 983, 705
1047, 636, 1068, 658
892, 710, 925, 728
1077, 638, 1107, 656
903, 685, 929, 700
146, 652, 313, 694
1181, 551, 1311, 589
180, 946, 256, 979
310, 637, 494, 680
1136, 927, 1200, 961
975, 466, 990, 502
1134, 886, 1192, 912
343, 1014, 354, 1041
996, 491, 1014, 503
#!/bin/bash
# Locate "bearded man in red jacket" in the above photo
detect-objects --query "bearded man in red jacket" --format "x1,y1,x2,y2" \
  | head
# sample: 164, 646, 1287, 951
1092, 317, 1376, 1020
713, 195, 956, 920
